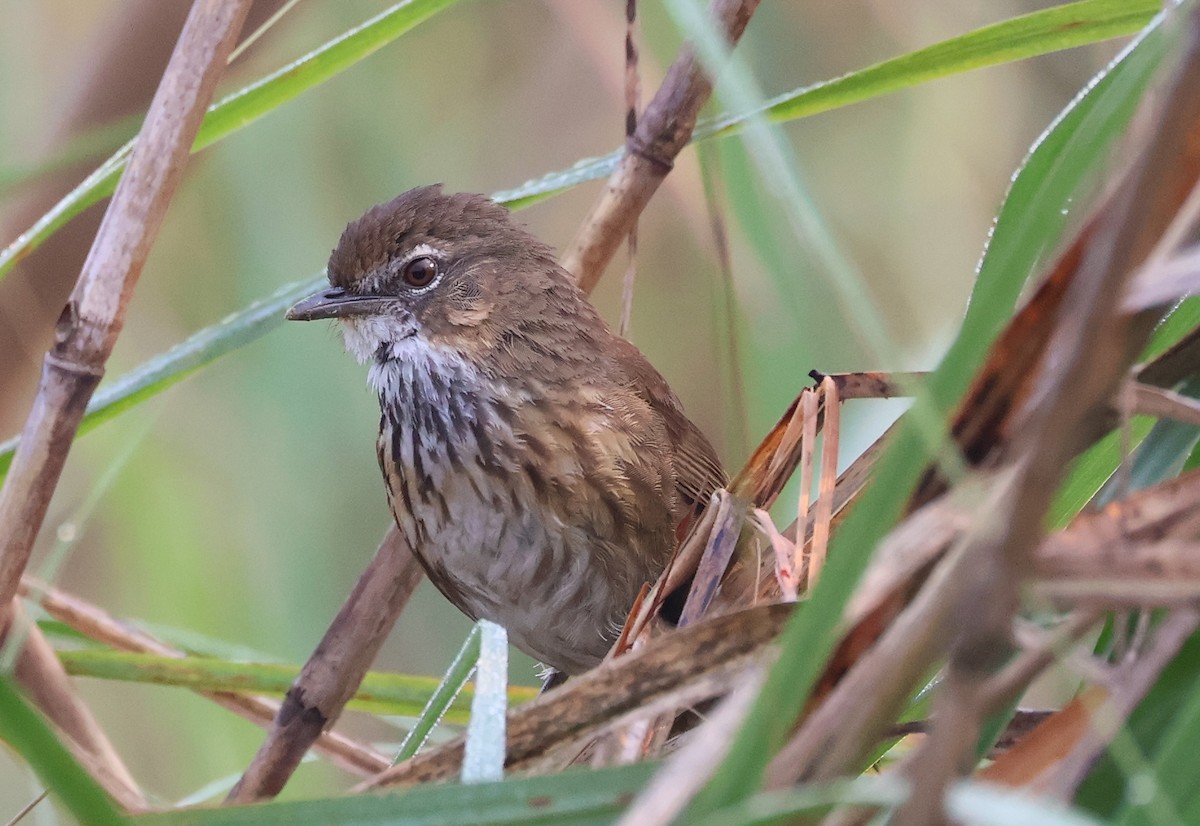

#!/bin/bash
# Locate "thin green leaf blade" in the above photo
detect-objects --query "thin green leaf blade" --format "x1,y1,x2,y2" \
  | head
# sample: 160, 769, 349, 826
55, 649, 537, 721
0, 675, 126, 826
0, 276, 322, 479
134, 763, 656, 826
394, 622, 482, 762
693, 7, 1174, 815
703, 0, 1157, 138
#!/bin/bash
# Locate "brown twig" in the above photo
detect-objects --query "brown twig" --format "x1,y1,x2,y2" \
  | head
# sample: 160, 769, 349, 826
21, 577, 388, 777
616, 671, 765, 826
1130, 381, 1200, 426
1046, 607, 1200, 797
618, 0, 641, 338
228, 525, 424, 802
357, 603, 792, 790
563, 0, 761, 292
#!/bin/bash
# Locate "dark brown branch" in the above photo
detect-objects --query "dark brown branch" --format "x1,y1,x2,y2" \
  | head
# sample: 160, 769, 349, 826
227, 526, 424, 803
563, 0, 760, 293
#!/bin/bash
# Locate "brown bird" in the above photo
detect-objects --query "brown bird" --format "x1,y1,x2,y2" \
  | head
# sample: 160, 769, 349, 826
287, 185, 724, 674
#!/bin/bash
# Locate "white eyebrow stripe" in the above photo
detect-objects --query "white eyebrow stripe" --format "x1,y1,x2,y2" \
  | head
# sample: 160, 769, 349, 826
402, 243, 442, 265
359, 244, 446, 294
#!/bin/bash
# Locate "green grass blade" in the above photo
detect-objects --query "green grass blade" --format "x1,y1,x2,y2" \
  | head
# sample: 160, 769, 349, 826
393, 622, 482, 763
0, 0, 458, 281
692, 777, 1103, 826
0, 675, 126, 825
691, 7, 1173, 816
700, 0, 1157, 140
55, 649, 537, 721
134, 763, 656, 825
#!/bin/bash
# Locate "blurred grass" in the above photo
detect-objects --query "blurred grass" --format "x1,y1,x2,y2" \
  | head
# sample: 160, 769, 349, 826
0, 0, 1143, 813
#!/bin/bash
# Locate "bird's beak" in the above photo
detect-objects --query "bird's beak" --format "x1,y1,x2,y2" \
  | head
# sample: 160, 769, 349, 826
285, 287, 391, 321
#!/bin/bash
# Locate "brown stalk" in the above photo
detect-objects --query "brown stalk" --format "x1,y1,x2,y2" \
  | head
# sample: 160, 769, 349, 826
357, 603, 792, 790
228, 525, 423, 803
616, 672, 765, 826
618, 0, 641, 339
809, 376, 840, 586
895, 9, 1200, 822
21, 577, 388, 777
0, 0, 249, 807
1130, 381, 1200, 425
564, 0, 761, 292
813, 370, 928, 401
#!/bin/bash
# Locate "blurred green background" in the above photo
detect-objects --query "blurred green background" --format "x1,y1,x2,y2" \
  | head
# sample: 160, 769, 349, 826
0, 0, 1120, 809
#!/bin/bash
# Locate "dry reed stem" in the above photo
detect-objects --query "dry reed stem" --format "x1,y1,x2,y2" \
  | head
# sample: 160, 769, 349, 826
0, 0, 251, 608
564, 0, 761, 292
809, 376, 840, 586
22, 577, 388, 777
895, 10, 1200, 821
795, 388, 818, 585
0, 0, 250, 805
618, 0, 641, 339
357, 603, 791, 790
616, 671, 764, 826
228, 525, 423, 802
1130, 381, 1200, 426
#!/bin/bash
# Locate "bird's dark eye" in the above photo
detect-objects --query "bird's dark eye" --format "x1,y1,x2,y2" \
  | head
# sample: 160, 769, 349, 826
402, 256, 439, 288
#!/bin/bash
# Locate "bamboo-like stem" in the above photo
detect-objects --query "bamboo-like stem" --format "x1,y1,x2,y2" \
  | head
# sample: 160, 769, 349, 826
227, 526, 424, 802
0, 0, 252, 609
563, 0, 761, 293
0, 0, 250, 807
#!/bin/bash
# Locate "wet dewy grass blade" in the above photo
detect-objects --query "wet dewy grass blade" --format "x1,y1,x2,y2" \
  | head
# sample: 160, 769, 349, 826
394, 623, 482, 762
461, 620, 508, 783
